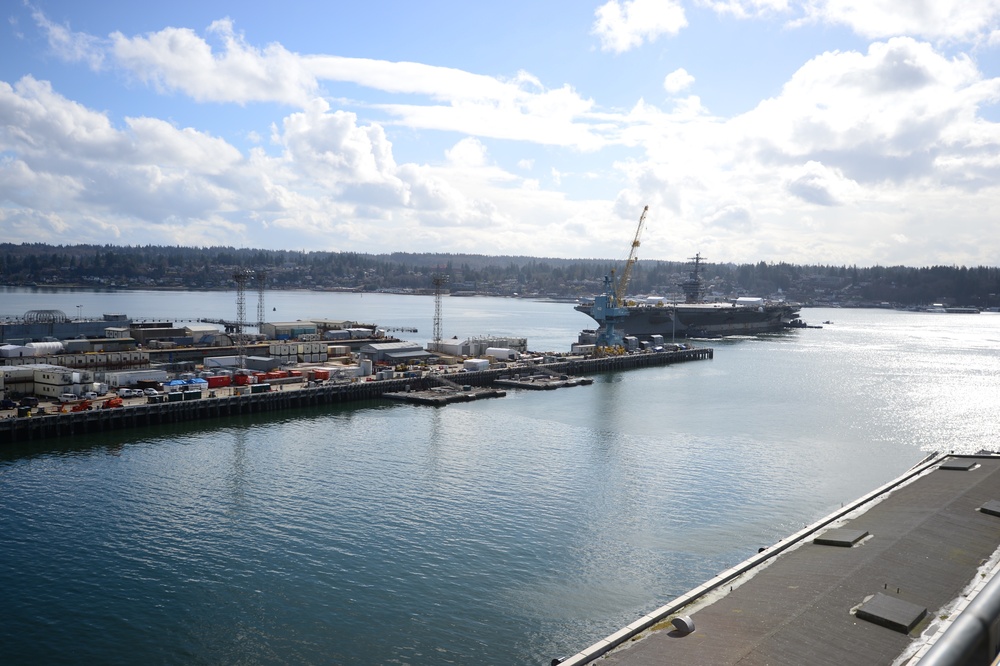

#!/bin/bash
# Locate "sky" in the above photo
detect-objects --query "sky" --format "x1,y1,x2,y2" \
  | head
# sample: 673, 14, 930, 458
1, 1, 999, 267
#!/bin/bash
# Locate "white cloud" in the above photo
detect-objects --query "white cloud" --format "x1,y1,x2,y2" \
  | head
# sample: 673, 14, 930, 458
785, 161, 857, 205
663, 68, 695, 94
704, 202, 753, 230
746, 37, 996, 181
592, 0, 688, 53
608, 36, 1000, 265
694, 0, 1000, 44
696, 0, 791, 19
111, 19, 318, 105
10, 6, 1000, 265
35, 15, 608, 151
793, 0, 1000, 43
0, 76, 256, 244
31, 6, 105, 70
446, 138, 488, 167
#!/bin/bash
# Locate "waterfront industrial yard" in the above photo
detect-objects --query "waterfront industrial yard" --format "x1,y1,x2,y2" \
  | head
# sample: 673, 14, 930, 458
0, 346, 712, 443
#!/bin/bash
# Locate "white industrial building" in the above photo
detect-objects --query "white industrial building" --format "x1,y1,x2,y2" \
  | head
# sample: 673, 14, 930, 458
2, 364, 97, 400
358, 341, 432, 364
428, 336, 527, 358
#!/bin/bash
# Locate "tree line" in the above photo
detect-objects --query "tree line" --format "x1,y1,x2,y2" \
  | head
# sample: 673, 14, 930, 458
1, 243, 999, 308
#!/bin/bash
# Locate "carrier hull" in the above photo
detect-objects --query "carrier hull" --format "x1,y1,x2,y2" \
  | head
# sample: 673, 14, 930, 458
574, 300, 801, 338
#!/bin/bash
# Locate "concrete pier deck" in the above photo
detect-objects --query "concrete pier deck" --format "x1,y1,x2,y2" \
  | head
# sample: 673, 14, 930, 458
561, 453, 1000, 666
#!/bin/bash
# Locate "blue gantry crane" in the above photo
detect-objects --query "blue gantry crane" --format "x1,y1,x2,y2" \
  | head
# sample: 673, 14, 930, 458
593, 205, 648, 350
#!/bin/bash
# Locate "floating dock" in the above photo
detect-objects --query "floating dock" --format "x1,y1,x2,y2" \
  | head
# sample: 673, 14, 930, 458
556, 452, 1000, 666
493, 374, 594, 390
0, 347, 712, 443
383, 386, 506, 405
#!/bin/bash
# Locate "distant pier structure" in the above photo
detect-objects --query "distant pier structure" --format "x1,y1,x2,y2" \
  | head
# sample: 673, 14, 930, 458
0, 310, 132, 344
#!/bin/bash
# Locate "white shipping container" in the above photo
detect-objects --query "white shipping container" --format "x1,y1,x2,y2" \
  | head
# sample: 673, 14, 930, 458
105, 369, 169, 387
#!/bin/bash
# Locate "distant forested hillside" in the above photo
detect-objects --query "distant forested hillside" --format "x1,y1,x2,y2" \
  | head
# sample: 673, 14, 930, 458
2, 243, 999, 308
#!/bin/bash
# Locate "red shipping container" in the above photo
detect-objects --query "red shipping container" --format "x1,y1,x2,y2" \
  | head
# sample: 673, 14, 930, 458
206, 375, 231, 388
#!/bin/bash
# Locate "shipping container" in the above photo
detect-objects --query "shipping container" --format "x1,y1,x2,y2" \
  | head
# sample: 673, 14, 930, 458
206, 375, 231, 389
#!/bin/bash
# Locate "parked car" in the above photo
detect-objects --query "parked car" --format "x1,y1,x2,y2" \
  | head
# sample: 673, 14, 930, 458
143, 388, 159, 396
59, 393, 79, 403
19, 397, 39, 408
82, 391, 99, 400
1, 398, 16, 410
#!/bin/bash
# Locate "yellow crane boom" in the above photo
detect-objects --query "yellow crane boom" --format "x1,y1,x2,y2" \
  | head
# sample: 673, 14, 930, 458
614, 205, 649, 304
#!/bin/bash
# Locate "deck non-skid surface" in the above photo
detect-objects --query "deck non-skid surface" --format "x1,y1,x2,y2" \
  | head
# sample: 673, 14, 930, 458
599, 457, 1000, 666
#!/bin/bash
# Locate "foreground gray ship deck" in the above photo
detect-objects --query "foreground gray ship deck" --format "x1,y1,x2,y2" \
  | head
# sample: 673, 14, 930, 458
563, 453, 1000, 666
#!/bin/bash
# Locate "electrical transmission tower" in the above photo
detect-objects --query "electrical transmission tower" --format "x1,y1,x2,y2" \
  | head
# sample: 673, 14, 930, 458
233, 269, 252, 369
255, 269, 267, 329
432, 270, 449, 346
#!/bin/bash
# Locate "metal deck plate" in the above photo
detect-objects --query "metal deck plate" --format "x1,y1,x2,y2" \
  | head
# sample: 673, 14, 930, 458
980, 499, 1000, 517
856, 593, 927, 634
814, 528, 869, 547
940, 460, 977, 471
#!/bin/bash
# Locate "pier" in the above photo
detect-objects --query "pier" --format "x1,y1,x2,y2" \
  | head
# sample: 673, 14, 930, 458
0, 347, 712, 443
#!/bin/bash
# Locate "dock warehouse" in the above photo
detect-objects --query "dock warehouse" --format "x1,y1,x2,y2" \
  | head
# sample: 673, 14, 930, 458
259, 321, 318, 340
358, 341, 433, 364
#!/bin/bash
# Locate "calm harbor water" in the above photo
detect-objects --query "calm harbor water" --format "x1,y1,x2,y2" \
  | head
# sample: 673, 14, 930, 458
2, 288, 1000, 664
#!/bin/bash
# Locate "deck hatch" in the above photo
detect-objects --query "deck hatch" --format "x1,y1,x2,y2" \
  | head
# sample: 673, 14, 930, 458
856, 593, 927, 633
813, 528, 869, 547
940, 460, 977, 471
979, 500, 1000, 517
